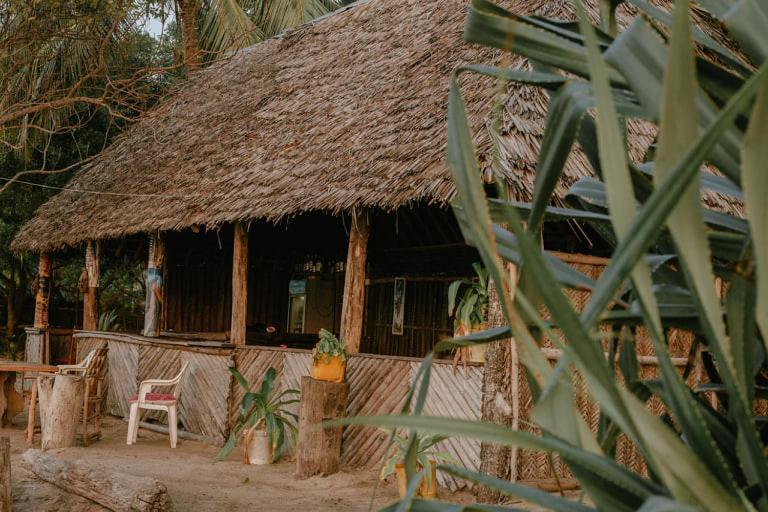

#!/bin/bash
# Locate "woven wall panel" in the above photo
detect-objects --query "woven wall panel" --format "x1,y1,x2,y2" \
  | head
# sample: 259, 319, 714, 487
178, 351, 231, 443
25, 331, 45, 364
409, 362, 483, 491
340, 356, 411, 469
105, 339, 139, 418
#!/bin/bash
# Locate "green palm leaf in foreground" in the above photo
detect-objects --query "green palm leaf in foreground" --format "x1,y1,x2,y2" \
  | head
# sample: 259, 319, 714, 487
345, 0, 768, 510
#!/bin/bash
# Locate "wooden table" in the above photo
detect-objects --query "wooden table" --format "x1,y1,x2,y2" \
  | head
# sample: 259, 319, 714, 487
0, 360, 57, 427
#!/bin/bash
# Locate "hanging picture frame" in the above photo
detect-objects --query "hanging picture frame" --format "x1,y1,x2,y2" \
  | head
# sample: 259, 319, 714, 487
392, 277, 406, 335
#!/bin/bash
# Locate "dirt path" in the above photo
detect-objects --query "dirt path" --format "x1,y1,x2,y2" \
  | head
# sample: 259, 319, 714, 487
5, 417, 480, 511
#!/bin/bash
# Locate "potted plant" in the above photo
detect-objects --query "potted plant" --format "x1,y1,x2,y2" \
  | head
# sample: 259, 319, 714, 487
217, 367, 299, 465
448, 262, 489, 362
380, 430, 458, 499
310, 328, 348, 383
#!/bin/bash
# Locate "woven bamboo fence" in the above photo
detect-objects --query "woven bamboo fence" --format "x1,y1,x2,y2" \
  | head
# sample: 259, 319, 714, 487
511, 254, 698, 482
231, 347, 482, 491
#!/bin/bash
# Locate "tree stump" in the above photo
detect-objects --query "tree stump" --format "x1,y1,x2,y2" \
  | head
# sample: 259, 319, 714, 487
23, 449, 171, 512
38, 374, 84, 450
295, 376, 348, 478
0, 437, 10, 512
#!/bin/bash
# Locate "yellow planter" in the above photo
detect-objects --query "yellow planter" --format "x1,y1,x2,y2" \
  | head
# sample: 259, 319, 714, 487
394, 461, 438, 499
311, 355, 346, 383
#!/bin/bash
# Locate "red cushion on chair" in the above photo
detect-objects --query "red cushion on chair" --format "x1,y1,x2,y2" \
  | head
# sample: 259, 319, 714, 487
129, 393, 176, 402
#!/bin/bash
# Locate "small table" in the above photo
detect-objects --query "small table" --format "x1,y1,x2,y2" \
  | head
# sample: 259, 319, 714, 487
0, 360, 57, 427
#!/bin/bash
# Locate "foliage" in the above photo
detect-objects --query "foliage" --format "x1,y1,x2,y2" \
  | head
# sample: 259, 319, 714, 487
343, 0, 768, 510
447, 262, 489, 332
97, 309, 121, 332
218, 367, 299, 463
379, 430, 458, 480
312, 328, 348, 363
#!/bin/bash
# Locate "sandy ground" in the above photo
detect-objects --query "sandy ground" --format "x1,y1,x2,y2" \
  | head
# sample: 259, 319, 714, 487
2, 416, 572, 511
4, 416, 477, 511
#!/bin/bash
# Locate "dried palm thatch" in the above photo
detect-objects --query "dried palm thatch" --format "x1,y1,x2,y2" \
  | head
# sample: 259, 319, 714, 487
12, 0, 743, 252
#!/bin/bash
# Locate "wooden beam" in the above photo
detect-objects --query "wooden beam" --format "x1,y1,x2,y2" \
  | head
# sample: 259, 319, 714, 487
143, 233, 165, 337
340, 209, 370, 354
83, 241, 100, 331
33, 253, 51, 329
230, 222, 248, 345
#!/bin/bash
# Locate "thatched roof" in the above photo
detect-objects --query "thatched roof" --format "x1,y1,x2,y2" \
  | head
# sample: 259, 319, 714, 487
13, 0, 742, 252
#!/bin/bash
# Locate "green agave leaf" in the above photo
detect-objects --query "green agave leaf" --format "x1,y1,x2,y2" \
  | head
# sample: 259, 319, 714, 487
626, 0, 749, 74
604, 17, 743, 182
463, 0, 626, 84
636, 496, 702, 512
580, 58, 768, 339
440, 465, 596, 512
741, 83, 768, 352
722, 0, 768, 65
527, 82, 594, 233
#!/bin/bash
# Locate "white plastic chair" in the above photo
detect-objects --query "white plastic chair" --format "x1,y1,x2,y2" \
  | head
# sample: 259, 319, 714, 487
126, 361, 189, 448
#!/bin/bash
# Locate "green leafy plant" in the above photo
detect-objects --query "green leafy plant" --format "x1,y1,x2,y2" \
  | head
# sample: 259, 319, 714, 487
379, 430, 459, 480
447, 262, 489, 333
312, 328, 347, 364
334, 0, 768, 509
217, 367, 299, 463
97, 309, 120, 332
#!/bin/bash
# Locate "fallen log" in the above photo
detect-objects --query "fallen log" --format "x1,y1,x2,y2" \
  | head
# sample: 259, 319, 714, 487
22, 449, 171, 512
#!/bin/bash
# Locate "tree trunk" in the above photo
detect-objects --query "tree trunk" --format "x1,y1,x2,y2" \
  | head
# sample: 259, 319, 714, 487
23, 449, 172, 512
295, 376, 348, 478
340, 209, 369, 353
38, 374, 84, 450
83, 241, 100, 331
477, 263, 518, 503
0, 437, 10, 512
177, 0, 201, 72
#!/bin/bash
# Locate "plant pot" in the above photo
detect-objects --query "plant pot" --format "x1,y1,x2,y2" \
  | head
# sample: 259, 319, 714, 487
419, 460, 438, 498
311, 355, 346, 383
245, 429, 272, 465
394, 461, 438, 499
468, 323, 489, 363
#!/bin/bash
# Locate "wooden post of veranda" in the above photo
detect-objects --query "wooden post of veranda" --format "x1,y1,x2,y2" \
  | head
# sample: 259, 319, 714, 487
38, 374, 84, 451
0, 437, 10, 512
295, 376, 348, 478
32, 252, 52, 364
339, 209, 370, 353
143, 233, 165, 337
83, 241, 100, 331
34, 253, 51, 330
230, 222, 248, 345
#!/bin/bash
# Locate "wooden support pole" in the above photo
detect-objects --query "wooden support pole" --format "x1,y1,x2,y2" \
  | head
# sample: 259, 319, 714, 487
34, 253, 52, 329
477, 261, 517, 502
340, 209, 370, 354
230, 222, 248, 345
295, 376, 348, 478
0, 437, 9, 512
83, 241, 100, 331
143, 233, 165, 337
